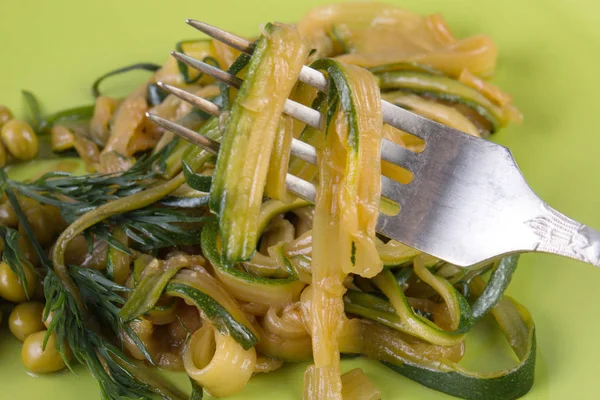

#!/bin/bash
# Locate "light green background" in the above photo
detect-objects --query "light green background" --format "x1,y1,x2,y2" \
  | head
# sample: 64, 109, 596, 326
1, 0, 599, 399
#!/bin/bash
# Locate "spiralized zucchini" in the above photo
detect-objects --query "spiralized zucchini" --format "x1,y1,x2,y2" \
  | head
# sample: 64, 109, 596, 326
0, 3, 532, 400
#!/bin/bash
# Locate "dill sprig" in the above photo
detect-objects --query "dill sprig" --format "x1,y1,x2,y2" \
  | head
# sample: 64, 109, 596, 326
0, 138, 207, 399
6, 147, 168, 225
2, 139, 211, 253
0, 226, 35, 298
3, 175, 187, 400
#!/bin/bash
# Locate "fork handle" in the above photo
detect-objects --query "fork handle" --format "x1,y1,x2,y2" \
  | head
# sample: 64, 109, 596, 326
527, 203, 600, 267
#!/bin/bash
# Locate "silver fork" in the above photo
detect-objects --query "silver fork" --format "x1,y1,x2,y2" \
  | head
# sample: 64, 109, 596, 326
148, 20, 600, 268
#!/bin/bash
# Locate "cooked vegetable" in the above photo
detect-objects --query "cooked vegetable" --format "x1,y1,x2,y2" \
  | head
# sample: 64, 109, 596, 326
0, 3, 531, 400
0, 120, 38, 160
21, 330, 69, 373
50, 125, 75, 152
9, 301, 46, 341
0, 260, 36, 303
0, 140, 6, 167
209, 22, 310, 266
0, 105, 14, 127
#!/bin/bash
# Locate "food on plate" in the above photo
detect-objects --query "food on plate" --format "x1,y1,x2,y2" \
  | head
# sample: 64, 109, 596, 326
0, 2, 531, 399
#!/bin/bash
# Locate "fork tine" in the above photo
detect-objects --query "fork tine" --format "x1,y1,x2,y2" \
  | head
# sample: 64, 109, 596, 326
184, 20, 442, 141
157, 82, 221, 116
171, 51, 243, 89
282, 99, 322, 130
186, 19, 255, 54
146, 113, 221, 155
171, 52, 323, 129
285, 173, 316, 202
186, 19, 329, 91
148, 111, 402, 207
151, 91, 318, 165
171, 46, 421, 170
381, 102, 432, 141
147, 110, 317, 202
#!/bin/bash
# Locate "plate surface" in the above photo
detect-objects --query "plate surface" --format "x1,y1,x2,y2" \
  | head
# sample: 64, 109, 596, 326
1, 0, 599, 399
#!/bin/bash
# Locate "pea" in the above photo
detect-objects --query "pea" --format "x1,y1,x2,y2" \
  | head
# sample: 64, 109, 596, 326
9, 301, 46, 341
18, 235, 40, 268
20, 206, 54, 247
0, 105, 13, 128
0, 120, 38, 161
0, 202, 18, 228
0, 261, 37, 303
0, 140, 6, 168
22, 330, 70, 373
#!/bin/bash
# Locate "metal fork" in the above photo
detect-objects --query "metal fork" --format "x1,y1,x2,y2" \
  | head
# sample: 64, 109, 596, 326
148, 20, 600, 268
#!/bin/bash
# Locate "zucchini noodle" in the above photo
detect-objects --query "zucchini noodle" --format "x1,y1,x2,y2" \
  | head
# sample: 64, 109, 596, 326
0, 3, 533, 400
183, 322, 256, 397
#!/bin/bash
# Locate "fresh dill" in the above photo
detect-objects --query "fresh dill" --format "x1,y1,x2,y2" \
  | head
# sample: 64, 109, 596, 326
1, 139, 212, 254
3, 183, 170, 399
0, 139, 203, 399
0, 226, 34, 297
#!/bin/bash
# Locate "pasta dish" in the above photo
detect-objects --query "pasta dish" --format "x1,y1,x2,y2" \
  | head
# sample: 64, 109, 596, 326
0, 3, 532, 400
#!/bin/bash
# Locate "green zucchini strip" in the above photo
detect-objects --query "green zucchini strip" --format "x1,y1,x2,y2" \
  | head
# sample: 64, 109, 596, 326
165, 270, 258, 350
309, 58, 384, 278
91, 63, 161, 98
412, 258, 473, 333
200, 199, 309, 306
367, 255, 521, 339
377, 71, 508, 131
470, 255, 519, 321
368, 62, 445, 76
202, 220, 306, 307
377, 295, 535, 400
119, 258, 185, 323
209, 23, 310, 266
344, 288, 464, 346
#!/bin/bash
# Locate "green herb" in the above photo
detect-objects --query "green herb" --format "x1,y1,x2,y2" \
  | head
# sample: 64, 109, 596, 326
2, 141, 195, 252
0, 226, 34, 298
108, 207, 211, 252
22, 90, 44, 131
3, 181, 175, 399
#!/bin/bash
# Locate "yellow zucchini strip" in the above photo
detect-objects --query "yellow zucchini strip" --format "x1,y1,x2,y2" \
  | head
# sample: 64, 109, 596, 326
371, 269, 465, 346
183, 322, 256, 397
265, 116, 295, 203
341, 369, 381, 400
304, 59, 383, 400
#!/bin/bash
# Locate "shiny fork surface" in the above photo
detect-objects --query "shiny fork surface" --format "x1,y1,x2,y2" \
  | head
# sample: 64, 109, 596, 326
149, 20, 600, 268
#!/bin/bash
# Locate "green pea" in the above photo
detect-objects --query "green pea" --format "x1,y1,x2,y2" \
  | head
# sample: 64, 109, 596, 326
0, 119, 38, 161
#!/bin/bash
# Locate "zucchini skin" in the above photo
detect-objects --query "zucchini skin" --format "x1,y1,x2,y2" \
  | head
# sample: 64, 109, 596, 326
165, 281, 257, 350
382, 337, 535, 400
209, 23, 310, 267
377, 70, 506, 131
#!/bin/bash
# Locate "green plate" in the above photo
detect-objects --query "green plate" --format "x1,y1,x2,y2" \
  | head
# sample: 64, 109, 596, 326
1, 0, 599, 398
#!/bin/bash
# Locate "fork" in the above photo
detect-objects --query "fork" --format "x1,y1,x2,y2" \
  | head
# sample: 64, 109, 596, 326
147, 20, 600, 268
